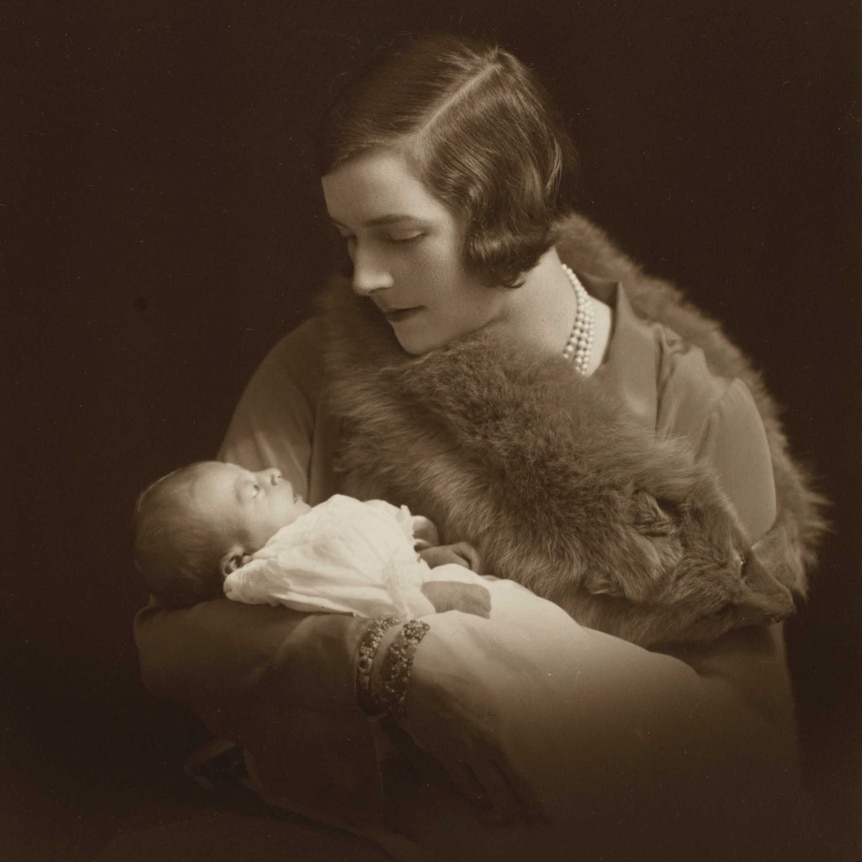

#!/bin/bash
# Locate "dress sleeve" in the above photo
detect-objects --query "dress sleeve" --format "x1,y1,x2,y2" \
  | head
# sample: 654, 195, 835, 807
651, 348, 798, 772
134, 597, 367, 717
217, 319, 325, 498
691, 378, 777, 543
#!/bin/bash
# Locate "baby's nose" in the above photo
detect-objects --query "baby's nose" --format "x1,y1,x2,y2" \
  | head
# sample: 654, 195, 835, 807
258, 468, 281, 485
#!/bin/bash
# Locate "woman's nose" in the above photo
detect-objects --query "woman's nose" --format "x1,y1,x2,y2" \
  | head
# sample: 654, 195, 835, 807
351, 244, 394, 296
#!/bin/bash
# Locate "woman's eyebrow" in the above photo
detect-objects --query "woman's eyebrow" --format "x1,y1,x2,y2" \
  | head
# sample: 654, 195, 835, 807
330, 215, 424, 229
364, 214, 421, 227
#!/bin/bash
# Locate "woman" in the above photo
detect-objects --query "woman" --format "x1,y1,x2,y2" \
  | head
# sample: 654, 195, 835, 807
135, 34, 823, 861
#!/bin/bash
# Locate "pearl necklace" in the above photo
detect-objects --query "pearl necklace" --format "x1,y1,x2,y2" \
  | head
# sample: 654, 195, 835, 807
561, 263, 594, 375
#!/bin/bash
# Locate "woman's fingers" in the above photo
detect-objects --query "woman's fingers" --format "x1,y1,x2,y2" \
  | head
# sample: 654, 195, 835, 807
453, 542, 482, 573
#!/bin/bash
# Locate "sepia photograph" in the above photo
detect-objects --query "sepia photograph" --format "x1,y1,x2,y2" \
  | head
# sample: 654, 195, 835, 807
3, 1, 860, 860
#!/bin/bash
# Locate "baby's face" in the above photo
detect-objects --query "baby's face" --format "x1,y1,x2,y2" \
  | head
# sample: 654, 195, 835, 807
188, 462, 311, 551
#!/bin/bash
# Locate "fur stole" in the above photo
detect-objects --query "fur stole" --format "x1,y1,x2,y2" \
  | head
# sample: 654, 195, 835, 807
320, 215, 826, 648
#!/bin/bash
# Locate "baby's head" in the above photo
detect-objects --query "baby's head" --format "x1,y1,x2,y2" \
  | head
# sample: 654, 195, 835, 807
133, 461, 311, 607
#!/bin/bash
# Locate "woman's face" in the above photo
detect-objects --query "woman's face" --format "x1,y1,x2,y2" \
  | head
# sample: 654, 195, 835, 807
321, 149, 511, 355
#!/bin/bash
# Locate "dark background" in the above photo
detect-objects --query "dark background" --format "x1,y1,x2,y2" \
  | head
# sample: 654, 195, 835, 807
3, 1, 860, 859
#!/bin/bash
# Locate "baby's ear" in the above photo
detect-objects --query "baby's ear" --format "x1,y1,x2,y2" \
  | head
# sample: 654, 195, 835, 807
220, 546, 252, 577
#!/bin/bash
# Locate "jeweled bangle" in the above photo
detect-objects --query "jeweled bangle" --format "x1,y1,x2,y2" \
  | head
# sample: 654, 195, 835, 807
379, 619, 431, 720
355, 616, 400, 716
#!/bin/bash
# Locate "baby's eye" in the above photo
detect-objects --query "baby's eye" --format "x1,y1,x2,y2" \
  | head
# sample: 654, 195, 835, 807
252, 483, 260, 497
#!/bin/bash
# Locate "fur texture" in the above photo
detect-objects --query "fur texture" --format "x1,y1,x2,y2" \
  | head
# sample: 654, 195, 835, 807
320, 214, 826, 648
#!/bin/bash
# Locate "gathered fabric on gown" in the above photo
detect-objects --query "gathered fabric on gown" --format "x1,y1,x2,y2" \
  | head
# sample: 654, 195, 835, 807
224, 495, 489, 620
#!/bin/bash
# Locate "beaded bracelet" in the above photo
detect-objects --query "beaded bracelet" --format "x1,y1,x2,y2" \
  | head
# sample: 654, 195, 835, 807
355, 616, 400, 716
379, 619, 431, 720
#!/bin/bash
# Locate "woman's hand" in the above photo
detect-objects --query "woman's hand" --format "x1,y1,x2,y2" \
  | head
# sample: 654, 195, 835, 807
418, 541, 482, 572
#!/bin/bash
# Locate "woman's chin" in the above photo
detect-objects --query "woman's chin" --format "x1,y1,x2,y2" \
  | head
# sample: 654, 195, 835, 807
395, 339, 431, 356
390, 321, 439, 355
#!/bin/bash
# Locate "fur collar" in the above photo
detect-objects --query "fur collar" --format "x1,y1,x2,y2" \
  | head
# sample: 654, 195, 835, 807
319, 215, 825, 648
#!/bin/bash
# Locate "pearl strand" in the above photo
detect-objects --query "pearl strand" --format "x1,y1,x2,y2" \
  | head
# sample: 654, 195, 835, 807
561, 264, 595, 375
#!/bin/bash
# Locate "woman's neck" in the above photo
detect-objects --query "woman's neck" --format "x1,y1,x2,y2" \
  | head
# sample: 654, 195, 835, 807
489, 248, 612, 372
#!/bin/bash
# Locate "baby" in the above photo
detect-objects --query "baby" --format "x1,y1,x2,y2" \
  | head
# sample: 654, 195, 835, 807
133, 461, 492, 619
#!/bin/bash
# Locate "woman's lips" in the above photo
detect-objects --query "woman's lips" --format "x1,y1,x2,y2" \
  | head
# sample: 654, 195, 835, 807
382, 306, 422, 323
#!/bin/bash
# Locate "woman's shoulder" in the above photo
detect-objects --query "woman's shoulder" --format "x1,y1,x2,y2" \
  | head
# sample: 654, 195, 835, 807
638, 301, 766, 452
589, 276, 745, 441
651, 322, 740, 435
263, 315, 327, 371
556, 214, 759, 416
251, 316, 328, 404
627, 292, 768, 450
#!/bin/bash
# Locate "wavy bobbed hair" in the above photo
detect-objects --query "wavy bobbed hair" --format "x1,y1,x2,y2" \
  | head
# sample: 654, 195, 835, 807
316, 34, 580, 288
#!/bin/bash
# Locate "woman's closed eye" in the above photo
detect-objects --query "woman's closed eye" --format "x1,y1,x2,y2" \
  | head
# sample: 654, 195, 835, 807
385, 232, 424, 245
339, 232, 423, 247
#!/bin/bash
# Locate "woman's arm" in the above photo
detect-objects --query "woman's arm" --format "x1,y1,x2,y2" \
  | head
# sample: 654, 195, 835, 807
134, 597, 367, 719
688, 377, 777, 542
135, 312, 799, 836
661, 373, 799, 740
378, 362, 800, 829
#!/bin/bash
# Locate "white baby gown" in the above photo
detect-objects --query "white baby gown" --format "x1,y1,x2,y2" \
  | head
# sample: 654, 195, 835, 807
223, 494, 485, 620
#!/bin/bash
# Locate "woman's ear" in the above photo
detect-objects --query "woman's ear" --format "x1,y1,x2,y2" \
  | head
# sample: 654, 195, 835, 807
220, 546, 252, 577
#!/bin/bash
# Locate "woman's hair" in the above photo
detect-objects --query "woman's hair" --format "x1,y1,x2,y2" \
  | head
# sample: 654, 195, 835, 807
317, 33, 580, 287
133, 463, 226, 608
